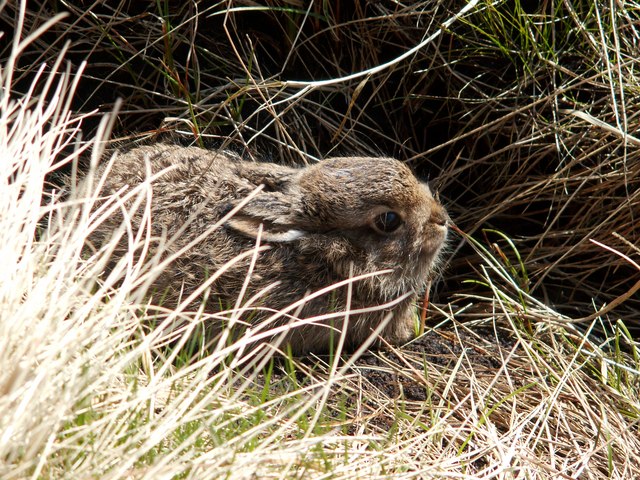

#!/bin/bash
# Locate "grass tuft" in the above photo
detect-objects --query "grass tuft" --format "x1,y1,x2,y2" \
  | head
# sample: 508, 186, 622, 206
2, 0, 640, 478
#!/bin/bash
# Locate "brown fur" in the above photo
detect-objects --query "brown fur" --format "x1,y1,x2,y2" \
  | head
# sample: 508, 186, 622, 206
86, 144, 449, 354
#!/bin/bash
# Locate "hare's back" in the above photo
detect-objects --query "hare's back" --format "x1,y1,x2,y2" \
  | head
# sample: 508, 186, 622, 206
104, 144, 236, 187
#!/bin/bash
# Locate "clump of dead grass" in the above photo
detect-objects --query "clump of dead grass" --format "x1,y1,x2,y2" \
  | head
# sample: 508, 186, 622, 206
2, 0, 640, 478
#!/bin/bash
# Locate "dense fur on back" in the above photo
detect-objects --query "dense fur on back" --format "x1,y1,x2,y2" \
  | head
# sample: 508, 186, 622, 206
87, 144, 448, 354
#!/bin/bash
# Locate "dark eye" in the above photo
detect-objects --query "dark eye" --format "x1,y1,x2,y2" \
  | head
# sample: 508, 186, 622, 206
372, 211, 403, 234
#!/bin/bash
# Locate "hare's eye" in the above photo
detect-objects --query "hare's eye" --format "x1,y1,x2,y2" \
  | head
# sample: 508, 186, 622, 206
372, 211, 403, 234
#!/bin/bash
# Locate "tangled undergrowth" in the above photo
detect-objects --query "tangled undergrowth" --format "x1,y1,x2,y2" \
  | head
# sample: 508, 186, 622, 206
1, 1, 639, 478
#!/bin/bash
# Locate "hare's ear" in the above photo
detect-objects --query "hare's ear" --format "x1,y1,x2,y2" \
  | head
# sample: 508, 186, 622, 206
226, 192, 306, 243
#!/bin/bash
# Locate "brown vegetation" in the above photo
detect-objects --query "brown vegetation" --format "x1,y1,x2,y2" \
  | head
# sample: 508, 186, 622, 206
1, 1, 639, 478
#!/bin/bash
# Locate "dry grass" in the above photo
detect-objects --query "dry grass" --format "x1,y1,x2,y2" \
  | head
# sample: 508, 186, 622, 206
1, 0, 640, 478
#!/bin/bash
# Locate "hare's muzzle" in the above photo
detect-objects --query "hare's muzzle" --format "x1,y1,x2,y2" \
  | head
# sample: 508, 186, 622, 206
429, 203, 449, 230
422, 203, 449, 256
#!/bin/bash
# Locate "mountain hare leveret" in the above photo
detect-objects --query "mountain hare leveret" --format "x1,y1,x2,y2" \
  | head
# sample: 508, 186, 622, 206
89, 144, 448, 354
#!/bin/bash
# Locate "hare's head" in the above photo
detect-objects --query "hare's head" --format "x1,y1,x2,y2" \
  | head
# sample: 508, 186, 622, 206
227, 156, 448, 295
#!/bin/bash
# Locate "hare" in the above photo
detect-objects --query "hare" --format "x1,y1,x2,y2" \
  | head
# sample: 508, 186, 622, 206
86, 144, 449, 354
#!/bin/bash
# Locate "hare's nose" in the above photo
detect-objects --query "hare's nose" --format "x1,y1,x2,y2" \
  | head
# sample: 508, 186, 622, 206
429, 204, 449, 228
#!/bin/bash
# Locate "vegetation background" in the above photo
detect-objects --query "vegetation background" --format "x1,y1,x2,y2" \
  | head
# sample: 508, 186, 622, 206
1, 1, 639, 478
